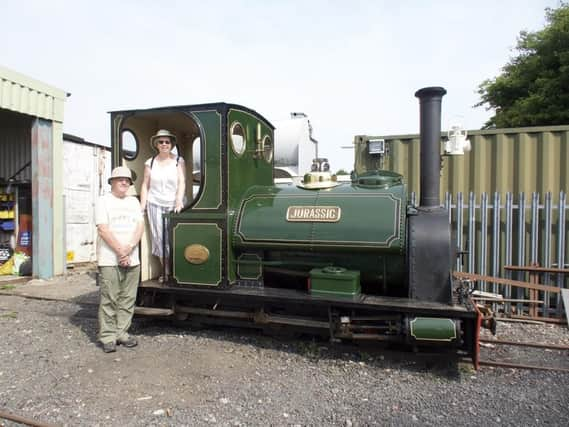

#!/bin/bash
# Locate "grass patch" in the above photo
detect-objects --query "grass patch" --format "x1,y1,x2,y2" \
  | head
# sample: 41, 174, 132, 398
0, 284, 16, 291
298, 339, 326, 359
458, 361, 476, 375
0, 311, 18, 319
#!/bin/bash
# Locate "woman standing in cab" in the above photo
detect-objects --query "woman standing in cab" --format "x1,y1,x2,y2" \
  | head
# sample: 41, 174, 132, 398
140, 129, 186, 281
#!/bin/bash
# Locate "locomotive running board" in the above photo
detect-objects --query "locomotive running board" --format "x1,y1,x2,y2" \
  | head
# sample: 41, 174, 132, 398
139, 279, 475, 317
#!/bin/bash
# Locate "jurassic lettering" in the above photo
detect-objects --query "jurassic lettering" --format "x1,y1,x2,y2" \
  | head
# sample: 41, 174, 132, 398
286, 206, 341, 222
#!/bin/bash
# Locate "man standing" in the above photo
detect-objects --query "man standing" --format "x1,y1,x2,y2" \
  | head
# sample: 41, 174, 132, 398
96, 166, 144, 353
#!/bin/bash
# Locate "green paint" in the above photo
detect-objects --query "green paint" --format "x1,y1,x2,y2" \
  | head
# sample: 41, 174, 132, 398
234, 183, 405, 252
310, 267, 361, 298
409, 317, 458, 341
226, 109, 274, 283
173, 223, 222, 286
236, 253, 263, 280
192, 111, 223, 210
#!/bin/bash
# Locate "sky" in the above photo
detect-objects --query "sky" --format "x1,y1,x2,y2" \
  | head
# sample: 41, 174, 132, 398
1, 0, 562, 171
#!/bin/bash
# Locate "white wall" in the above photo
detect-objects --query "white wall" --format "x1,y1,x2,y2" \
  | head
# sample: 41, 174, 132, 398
63, 140, 111, 264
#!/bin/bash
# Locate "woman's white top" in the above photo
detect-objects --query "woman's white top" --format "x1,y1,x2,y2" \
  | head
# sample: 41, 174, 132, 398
145, 155, 183, 208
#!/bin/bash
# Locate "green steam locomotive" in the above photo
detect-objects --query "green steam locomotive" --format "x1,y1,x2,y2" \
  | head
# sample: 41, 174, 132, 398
112, 87, 481, 365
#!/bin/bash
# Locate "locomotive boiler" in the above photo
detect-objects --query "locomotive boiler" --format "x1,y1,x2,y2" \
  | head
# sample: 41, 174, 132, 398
111, 87, 480, 364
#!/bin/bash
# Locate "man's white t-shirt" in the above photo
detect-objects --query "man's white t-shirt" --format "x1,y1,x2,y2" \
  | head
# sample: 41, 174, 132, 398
95, 193, 143, 267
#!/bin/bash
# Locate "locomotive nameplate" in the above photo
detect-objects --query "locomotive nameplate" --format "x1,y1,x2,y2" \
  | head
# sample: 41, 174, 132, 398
184, 244, 210, 264
286, 206, 341, 222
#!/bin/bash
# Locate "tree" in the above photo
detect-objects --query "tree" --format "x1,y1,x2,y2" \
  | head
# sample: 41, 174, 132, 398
476, 3, 569, 128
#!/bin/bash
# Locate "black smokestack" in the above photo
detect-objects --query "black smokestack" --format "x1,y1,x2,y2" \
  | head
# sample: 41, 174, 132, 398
415, 86, 446, 208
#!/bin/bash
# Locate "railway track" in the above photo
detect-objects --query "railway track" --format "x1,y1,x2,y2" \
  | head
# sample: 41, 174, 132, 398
0, 409, 57, 427
4, 293, 568, 373
479, 338, 569, 373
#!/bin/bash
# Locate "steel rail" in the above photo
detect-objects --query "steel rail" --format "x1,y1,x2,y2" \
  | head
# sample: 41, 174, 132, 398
480, 338, 569, 351
0, 409, 57, 427
479, 360, 569, 373
479, 337, 569, 373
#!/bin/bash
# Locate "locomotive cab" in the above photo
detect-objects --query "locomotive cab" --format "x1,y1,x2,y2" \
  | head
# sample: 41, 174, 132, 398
111, 104, 274, 284
114, 109, 203, 282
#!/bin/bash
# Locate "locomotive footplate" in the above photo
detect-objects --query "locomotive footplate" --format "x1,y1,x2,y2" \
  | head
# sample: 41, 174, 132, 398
139, 279, 475, 316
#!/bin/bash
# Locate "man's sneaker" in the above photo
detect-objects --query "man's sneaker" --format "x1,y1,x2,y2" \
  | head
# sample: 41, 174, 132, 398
102, 342, 116, 353
117, 337, 138, 348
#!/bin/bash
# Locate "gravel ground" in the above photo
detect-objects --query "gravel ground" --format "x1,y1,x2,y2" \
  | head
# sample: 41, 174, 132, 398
0, 294, 568, 427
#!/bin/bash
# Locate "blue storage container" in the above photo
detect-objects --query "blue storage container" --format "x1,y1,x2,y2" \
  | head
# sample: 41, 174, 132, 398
0, 220, 15, 231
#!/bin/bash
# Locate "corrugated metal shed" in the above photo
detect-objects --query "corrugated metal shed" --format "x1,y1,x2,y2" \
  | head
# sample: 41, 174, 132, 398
0, 111, 32, 182
0, 65, 68, 278
0, 65, 67, 121
354, 125, 569, 200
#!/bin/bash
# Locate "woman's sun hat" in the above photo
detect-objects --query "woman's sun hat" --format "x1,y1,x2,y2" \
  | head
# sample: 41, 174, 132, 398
150, 129, 177, 150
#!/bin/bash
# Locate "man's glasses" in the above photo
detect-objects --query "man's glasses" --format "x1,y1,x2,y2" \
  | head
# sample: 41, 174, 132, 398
157, 140, 171, 145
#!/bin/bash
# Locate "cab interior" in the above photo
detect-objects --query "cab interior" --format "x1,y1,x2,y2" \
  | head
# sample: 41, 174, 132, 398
120, 111, 201, 281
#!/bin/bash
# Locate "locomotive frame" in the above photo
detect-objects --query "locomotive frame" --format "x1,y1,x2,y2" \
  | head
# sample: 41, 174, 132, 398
110, 88, 482, 365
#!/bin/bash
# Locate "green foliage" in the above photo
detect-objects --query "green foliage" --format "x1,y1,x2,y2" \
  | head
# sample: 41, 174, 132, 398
476, 3, 569, 128
335, 169, 349, 175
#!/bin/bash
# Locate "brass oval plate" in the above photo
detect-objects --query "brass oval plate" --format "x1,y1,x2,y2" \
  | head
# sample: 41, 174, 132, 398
184, 244, 210, 264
